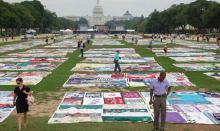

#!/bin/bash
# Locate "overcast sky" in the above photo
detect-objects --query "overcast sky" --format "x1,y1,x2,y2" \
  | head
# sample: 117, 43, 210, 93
4, 0, 220, 17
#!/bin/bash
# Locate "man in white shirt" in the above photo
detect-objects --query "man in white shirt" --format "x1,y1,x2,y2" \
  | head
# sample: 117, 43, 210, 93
149, 72, 171, 131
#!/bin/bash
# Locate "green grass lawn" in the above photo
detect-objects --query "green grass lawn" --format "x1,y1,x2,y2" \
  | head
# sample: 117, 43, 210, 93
0, 38, 220, 131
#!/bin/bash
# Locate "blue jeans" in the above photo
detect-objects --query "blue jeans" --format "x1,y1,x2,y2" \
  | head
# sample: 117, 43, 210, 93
114, 60, 121, 73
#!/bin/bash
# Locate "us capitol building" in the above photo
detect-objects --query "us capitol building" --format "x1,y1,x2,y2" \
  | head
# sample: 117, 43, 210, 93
65, 0, 133, 27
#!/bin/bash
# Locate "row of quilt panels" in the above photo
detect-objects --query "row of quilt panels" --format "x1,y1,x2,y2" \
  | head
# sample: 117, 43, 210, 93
93, 39, 122, 46
82, 57, 157, 64
152, 48, 204, 53
82, 53, 141, 58
169, 56, 220, 62
1, 53, 68, 58
0, 91, 14, 123
43, 40, 78, 48
173, 63, 220, 71
0, 72, 51, 85
48, 92, 153, 123
152, 47, 219, 63
82, 48, 141, 58
0, 63, 61, 71
0, 48, 75, 58
155, 52, 216, 57
20, 48, 74, 54
0, 39, 75, 85
175, 40, 219, 50
48, 91, 220, 124
84, 49, 136, 54
126, 39, 165, 45
0, 40, 46, 54
63, 72, 194, 88
0, 40, 76, 58
94, 35, 111, 39
0, 58, 68, 63
71, 63, 164, 72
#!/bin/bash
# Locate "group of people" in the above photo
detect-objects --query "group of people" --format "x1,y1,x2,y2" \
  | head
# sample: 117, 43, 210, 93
1, 35, 10, 42
121, 34, 139, 45
152, 34, 176, 44
45, 36, 56, 44
131, 37, 139, 45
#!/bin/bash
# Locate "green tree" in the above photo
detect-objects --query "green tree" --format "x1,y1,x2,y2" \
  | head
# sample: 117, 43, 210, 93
202, 2, 220, 31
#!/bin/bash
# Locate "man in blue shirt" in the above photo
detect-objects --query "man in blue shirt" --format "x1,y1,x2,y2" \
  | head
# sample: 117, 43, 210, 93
114, 50, 121, 73
149, 72, 171, 131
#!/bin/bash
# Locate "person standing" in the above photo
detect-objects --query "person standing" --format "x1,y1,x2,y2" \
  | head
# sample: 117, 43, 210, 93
170, 36, 174, 44
160, 35, 163, 42
132, 37, 134, 44
149, 72, 171, 131
122, 35, 125, 40
217, 36, 220, 49
163, 44, 168, 56
148, 39, 153, 50
114, 50, 121, 74
86, 37, 90, 44
135, 38, 138, 45
197, 35, 200, 42
78, 40, 85, 57
13, 78, 32, 131
45, 37, 49, 44
53, 37, 56, 43
206, 35, 210, 43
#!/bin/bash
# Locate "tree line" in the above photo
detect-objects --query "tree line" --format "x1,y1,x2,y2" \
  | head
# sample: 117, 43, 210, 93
0, 0, 78, 36
106, 0, 220, 34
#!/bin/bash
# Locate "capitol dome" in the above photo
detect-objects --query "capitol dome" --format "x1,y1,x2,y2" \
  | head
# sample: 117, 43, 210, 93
93, 0, 104, 17
93, 6, 103, 16
123, 10, 133, 19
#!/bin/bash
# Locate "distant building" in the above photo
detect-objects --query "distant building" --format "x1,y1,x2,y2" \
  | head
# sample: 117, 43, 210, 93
64, 0, 133, 27
116, 26, 125, 31
65, 16, 81, 21
113, 11, 133, 21
79, 25, 89, 31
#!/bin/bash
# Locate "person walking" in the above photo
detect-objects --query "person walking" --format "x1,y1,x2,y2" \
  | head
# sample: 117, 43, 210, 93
114, 50, 121, 74
13, 78, 32, 131
149, 72, 171, 131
